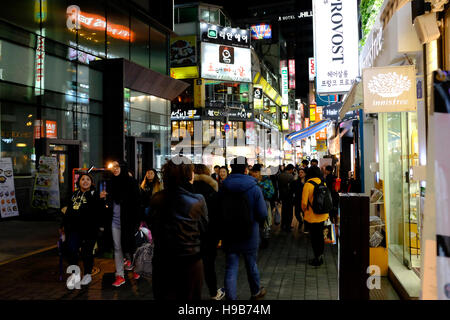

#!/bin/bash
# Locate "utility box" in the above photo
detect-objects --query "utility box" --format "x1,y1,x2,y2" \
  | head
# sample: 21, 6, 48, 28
338, 193, 370, 300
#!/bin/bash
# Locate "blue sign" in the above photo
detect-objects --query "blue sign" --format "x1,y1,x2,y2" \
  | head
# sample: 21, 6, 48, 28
224, 123, 231, 132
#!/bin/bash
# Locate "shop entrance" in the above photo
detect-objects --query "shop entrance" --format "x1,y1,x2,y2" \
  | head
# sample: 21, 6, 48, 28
126, 137, 155, 183
45, 139, 81, 207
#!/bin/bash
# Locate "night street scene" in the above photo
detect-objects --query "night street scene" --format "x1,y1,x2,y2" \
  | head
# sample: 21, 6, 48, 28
1, 0, 450, 313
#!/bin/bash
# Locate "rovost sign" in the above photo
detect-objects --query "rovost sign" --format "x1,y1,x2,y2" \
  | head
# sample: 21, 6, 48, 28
363, 65, 417, 113
313, 0, 359, 94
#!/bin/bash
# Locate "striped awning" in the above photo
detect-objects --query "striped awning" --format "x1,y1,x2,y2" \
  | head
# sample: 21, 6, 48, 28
285, 120, 330, 144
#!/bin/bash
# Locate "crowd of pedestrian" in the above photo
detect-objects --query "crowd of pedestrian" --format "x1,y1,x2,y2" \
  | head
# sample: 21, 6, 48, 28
59, 155, 339, 300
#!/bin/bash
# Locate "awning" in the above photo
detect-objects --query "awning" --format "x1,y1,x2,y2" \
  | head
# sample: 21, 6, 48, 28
285, 120, 330, 144
339, 80, 363, 120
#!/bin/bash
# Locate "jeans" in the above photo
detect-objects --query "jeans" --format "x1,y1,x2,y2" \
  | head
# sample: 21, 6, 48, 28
225, 251, 261, 300
309, 222, 325, 259
66, 232, 96, 274
112, 225, 124, 277
281, 199, 293, 229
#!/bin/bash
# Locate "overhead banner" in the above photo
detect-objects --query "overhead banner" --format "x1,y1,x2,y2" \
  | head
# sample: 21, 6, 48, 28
313, 0, 359, 94
170, 35, 196, 68
201, 42, 251, 82
363, 65, 417, 113
0, 158, 19, 218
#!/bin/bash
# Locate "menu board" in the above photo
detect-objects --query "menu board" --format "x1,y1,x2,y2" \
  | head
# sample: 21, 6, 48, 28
0, 158, 19, 218
31, 156, 60, 209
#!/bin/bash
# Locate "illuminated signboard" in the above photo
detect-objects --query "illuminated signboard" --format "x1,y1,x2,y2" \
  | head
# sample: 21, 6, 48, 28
281, 67, 288, 105
253, 86, 263, 110
200, 22, 250, 48
308, 57, 315, 81
201, 43, 251, 82
250, 24, 272, 40
170, 36, 197, 67
170, 66, 199, 79
66, 5, 135, 41
310, 104, 316, 122
313, 0, 358, 93
35, 29, 45, 96
170, 108, 201, 120
288, 59, 295, 89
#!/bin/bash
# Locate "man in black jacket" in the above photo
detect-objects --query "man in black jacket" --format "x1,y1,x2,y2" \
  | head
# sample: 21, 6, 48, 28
278, 164, 295, 231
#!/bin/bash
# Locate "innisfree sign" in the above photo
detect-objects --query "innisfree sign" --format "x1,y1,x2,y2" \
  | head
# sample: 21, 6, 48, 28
363, 65, 417, 113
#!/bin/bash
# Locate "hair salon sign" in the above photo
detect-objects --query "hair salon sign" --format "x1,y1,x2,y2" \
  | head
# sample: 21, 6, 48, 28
363, 65, 417, 113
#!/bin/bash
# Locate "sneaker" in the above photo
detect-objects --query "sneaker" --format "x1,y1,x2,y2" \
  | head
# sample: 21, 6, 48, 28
112, 275, 126, 287
250, 287, 267, 300
133, 272, 141, 280
80, 274, 92, 286
211, 288, 225, 300
124, 260, 133, 271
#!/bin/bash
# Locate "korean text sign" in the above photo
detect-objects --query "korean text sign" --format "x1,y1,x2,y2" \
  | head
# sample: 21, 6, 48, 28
201, 43, 251, 82
200, 23, 250, 48
313, 0, 359, 94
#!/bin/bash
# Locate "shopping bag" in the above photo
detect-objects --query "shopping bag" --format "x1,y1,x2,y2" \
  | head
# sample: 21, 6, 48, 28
273, 205, 281, 226
324, 219, 336, 245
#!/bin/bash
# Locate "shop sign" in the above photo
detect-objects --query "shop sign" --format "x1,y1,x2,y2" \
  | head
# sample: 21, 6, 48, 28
315, 128, 327, 140
316, 106, 323, 121
305, 118, 310, 128
170, 36, 196, 68
310, 104, 316, 122
201, 43, 251, 82
278, 11, 313, 22
250, 24, 272, 40
280, 60, 287, 74
361, 27, 383, 69
289, 112, 296, 131
66, 5, 134, 41
253, 86, 263, 110
313, 0, 359, 94
281, 107, 289, 131
322, 102, 342, 121
316, 139, 327, 152
363, 65, 417, 113
0, 158, 19, 218
289, 59, 296, 89
46, 121, 57, 139
35, 29, 45, 96
170, 66, 199, 79
170, 108, 201, 120
200, 23, 250, 48
281, 67, 288, 105
308, 57, 315, 81
253, 72, 282, 106
205, 107, 253, 120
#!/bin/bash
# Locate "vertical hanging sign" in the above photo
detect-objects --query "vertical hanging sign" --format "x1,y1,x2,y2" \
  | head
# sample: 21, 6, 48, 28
35, 29, 45, 96
281, 67, 289, 105
313, 0, 359, 94
288, 59, 296, 89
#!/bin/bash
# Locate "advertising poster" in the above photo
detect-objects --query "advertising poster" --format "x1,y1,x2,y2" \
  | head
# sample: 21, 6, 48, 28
170, 36, 197, 67
32, 156, 60, 209
0, 158, 19, 218
250, 24, 272, 40
201, 42, 251, 82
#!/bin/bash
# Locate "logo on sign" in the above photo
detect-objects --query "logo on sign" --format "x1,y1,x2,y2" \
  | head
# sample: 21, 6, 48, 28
219, 46, 234, 64
368, 72, 411, 98
208, 29, 217, 39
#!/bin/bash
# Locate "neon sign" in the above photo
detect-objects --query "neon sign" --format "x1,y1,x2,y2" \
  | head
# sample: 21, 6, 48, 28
250, 24, 272, 40
66, 5, 134, 42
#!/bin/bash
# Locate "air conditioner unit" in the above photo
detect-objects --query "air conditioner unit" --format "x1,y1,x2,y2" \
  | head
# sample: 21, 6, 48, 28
414, 12, 441, 44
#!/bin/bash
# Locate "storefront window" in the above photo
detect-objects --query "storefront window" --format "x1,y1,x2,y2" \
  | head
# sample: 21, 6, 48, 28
106, 3, 130, 60
0, 40, 36, 87
131, 16, 149, 68
150, 28, 167, 75
0, 102, 36, 176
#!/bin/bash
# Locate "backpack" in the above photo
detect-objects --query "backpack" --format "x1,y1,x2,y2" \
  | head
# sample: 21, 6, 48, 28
133, 242, 154, 277
307, 180, 334, 214
219, 189, 253, 241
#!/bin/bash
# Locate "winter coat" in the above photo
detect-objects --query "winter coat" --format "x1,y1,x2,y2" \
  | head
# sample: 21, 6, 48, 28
147, 184, 208, 259
257, 176, 275, 200
291, 179, 305, 210
219, 174, 268, 253
62, 189, 102, 239
301, 177, 329, 224
193, 174, 219, 247
278, 171, 294, 201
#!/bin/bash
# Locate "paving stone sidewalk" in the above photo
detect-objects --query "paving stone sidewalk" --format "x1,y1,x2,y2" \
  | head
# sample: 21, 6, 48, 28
0, 223, 340, 300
